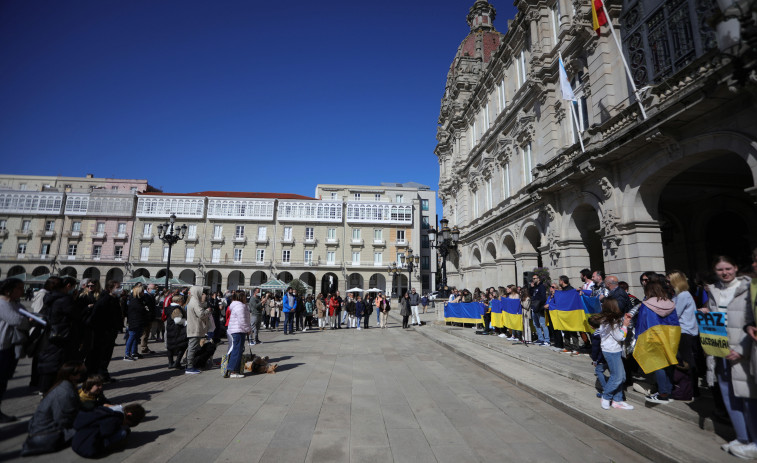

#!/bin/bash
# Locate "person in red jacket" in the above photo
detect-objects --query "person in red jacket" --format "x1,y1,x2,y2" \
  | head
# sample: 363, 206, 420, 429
327, 294, 340, 329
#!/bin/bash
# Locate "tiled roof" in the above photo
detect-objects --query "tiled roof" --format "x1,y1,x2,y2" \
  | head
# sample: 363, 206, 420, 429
139, 191, 315, 200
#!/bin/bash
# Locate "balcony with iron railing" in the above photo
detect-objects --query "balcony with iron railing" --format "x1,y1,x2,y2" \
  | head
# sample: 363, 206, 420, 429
324, 238, 339, 246
232, 235, 247, 244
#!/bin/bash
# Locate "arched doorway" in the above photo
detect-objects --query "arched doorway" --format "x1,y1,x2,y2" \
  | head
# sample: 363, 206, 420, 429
59, 267, 77, 278
321, 273, 338, 295
277, 271, 293, 283
658, 153, 757, 275
228, 270, 245, 290
133, 268, 150, 278
250, 271, 267, 286
299, 272, 316, 292
8, 265, 25, 277
570, 204, 604, 273
106, 268, 124, 283
156, 269, 173, 279
502, 234, 517, 286
347, 273, 363, 290
32, 266, 50, 276
83, 267, 101, 282
206, 270, 222, 293
368, 273, 386, 292
179, 269, 196, 285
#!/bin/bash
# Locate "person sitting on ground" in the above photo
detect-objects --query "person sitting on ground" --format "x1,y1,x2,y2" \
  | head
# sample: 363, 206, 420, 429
165, 296, 188, 369
21, 362, 87, 456
71, 403, 146, 458
78, 374, 110, 411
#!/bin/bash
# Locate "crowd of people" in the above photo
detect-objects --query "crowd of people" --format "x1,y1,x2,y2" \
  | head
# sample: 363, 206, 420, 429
443, 249, 757, 459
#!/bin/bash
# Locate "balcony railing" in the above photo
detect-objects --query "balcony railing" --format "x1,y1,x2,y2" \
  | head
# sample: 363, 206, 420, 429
15, 230, 33, 239
255, 237, 269, 245
279, 237, 295, 245
42, 230, 56, 239
184, 235, 199, 243
66, 230, 82, 239
210, 236, 224, 244
139, 234, 154, 242
325, 238, 339, 246
92, 232, 107, 240
232, 235, 247, 244
350, 238, 364, 246
372, 239, 386, 246
392, 240, 408, 247
303, 238, 317, 245
114, 233, 128, 241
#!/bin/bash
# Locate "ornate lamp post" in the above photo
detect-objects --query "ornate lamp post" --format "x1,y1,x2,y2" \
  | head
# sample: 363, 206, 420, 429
427, 218, 460, 301
387, 262, 400, 300
157, 214, 187, 291
400, 248, 420, 297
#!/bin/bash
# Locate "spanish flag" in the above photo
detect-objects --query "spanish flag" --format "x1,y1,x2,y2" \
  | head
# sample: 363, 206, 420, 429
549, 290, 596, 333
591, 0, 608, 37
633, 304, 681, 374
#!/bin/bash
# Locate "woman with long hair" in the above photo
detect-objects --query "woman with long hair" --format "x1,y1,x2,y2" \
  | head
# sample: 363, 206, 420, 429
226, 291, 250, 379
520, 287, 532, 344
667, 270, 700, 399
589, 299, 633, 410
316, 293, 327, 330
124, 284, 147, 361
0, 278, 31, 422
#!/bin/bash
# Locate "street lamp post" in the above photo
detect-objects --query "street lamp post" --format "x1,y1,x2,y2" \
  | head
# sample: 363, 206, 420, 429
157, 214, 187, 291
400, 249, 420, 297
427, 218, 460, 321
387, 262, 400, 301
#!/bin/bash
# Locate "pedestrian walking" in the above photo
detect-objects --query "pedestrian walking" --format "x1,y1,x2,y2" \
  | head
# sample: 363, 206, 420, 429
409, 288, 421, 326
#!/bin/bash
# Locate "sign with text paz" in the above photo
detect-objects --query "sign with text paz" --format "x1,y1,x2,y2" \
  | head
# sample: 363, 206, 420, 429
696, 311, 729, 358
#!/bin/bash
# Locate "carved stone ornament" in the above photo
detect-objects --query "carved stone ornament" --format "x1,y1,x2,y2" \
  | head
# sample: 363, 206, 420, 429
554, 100, 566, 122
646, 130, 682, 160
598, 177, 613, 200
599, 209, 622, 258
547, 228, 561, 266
586, 38, 599, 55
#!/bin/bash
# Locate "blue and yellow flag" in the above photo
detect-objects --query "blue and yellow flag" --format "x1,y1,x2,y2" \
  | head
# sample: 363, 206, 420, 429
444, 302, 485, 324
549, 291, 597, 333
492, 298, 523, 331
633, 304, 681, 374
490, 299, 503, 328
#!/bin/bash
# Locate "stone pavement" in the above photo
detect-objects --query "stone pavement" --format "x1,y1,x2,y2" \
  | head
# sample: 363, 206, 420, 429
0, 312, 657, 463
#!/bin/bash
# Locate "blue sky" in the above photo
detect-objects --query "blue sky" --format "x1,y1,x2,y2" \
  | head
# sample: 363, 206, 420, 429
0, 1, 516, 203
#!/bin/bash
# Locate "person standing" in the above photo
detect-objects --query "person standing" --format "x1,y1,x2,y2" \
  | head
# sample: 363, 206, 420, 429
124, 285, 148, 362
0, 278, 31, 422
226, 291, 250, 379
328, 294, 340, 329
580, 268, 595, 292
591, 271, 609, 299
421, 293, 429, 314
139, 284, 158, 355
316, 294, 327, 330
530, 275, 548, 345
345, 293, 356, 328
606, 276, 632, 314
304, 295, 314, 331
355, 295, 365, 330
282, 287, 297, 335
363, 294, 372, 329
667, 270, 699, 399
87, 280, 123, 382
400, 292, 411, 329
335, 291, 345, 328
248, 288, 265, 345
409, 288, 421, 326
185, 286, 211, 375
377, 293, 389, 329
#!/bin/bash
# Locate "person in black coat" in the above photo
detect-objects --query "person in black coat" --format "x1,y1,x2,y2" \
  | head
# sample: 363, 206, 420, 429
85, 281, 124, 382
71, 403, 145, 458
36, 276, 81, 394
164, 297, 188, 369
124, 284, 149, 361
139, 284, 158, 354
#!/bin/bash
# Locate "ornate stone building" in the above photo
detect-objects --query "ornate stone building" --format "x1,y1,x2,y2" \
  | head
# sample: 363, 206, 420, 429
435, 0, 757, 294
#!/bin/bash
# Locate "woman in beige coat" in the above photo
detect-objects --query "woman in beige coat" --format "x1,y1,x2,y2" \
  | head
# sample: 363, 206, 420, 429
315, 294, 327, 330
704, 256, 757, 458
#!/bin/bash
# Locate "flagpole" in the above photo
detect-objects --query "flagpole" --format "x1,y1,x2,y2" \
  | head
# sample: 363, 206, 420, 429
600, 2, 648, 120
559, 52, 586, 154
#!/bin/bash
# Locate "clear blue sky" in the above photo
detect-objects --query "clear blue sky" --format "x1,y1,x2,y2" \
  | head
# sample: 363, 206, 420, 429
0, 1, 516, 201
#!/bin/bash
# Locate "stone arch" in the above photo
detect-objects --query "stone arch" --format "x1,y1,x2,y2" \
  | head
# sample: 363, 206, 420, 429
156, 269, 174, 279
566, 203, 604, 273
8, 265, 25, 277
299, 272, 316, 291
347, 273, 364, 289
227, 270, 245, 290
470, 246, 482, 266
277, 271, 293, 283
368, 273, 386, 292
83, 267, 101, 282
250, 271, 267, 286
206, 270, 222, 293
321, 272, 339, 295
59, 266, 77, 278
106, 268, 124, 283
179, 269, 196, 285
484, 239, 497, 263
133, 268, 150, 278
32, 266, 50, 276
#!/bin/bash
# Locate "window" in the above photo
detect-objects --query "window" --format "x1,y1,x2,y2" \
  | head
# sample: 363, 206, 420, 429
519, 50, 527, 87
422, 216, 430, 229
111, 186, 119, 190
374, 193, 381, 201
421, 256, 430, 270
283, 226, 292, 241
235, 225, 245, 238
304, 250, 313, 264
327, 251, 335, 264
0, 220, 6, 230
486, 179, 493, 210
331, 192, 338, 200
140, 246, 150, 261
213, 225, 223, 239
551, 2, 562, 46
282, 250, 291, 263
305, 227, 314, 240
498, 78, 507, 113
568, 72, 590, 144
374, 252, 383, 265
421, 235, 430, 248
93, 245, 102, 258
421, 199, 429, 211
115, 246, 123, 259
72, 221, 82, 232
22, 220, 31, 231
352, 251, 360, 265
117, 222, 126, 234
67, 243, 77, 256
327, 228, 336, 240
397, 252, 405, 264
354, 193, 361, 201
396, 195, 404, 203
96, 222, 105, 234
63, 183, 72, 190
212, 248, 221, 263
163, 246, 169, 262
18, 243, 27, 255
257, 226, 267, 240
41, 243, 50, 256
502, 163, 511, 199
234, 248, 243, 262
19, 183, 27, 190
256, 249, 265, 263
473, 190, 480, 218
185, 248, 194, 262
374, 229, 383, 241
142, 223, 152, 236
352, 228, 361, 240
130, 187, 137, 193
396, 230, 405, 243
187, 224, 197, 239
522, 143, 533, 184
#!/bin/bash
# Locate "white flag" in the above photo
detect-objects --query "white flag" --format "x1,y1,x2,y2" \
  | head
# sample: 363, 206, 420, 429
559, 57, 576, 102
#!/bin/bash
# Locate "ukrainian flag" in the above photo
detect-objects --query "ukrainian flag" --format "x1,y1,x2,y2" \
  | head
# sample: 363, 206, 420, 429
496, 298, 523, 331
490, 299, 504, 328
633, 304, 681, 374
549, 290, 596, 333
444, 302, 485, 324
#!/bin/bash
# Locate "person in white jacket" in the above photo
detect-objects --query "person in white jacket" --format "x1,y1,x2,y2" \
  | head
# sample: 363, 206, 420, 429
226, 291, 251, 379
589, 298, 633, 410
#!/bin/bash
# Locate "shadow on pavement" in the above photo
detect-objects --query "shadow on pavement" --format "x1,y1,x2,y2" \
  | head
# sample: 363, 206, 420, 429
274, 363, 304, 372
108, 389, 164, 404
0, 419, 30, 441
266, 356, 293, 362
122, 427, 175, 449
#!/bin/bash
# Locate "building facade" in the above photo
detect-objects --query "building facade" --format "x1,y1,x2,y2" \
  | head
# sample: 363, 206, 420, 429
435, 0, 757, 295
0, 177, 437, 296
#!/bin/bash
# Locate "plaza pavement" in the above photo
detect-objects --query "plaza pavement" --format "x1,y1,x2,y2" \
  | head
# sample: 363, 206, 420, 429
0, 305, 726, 463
